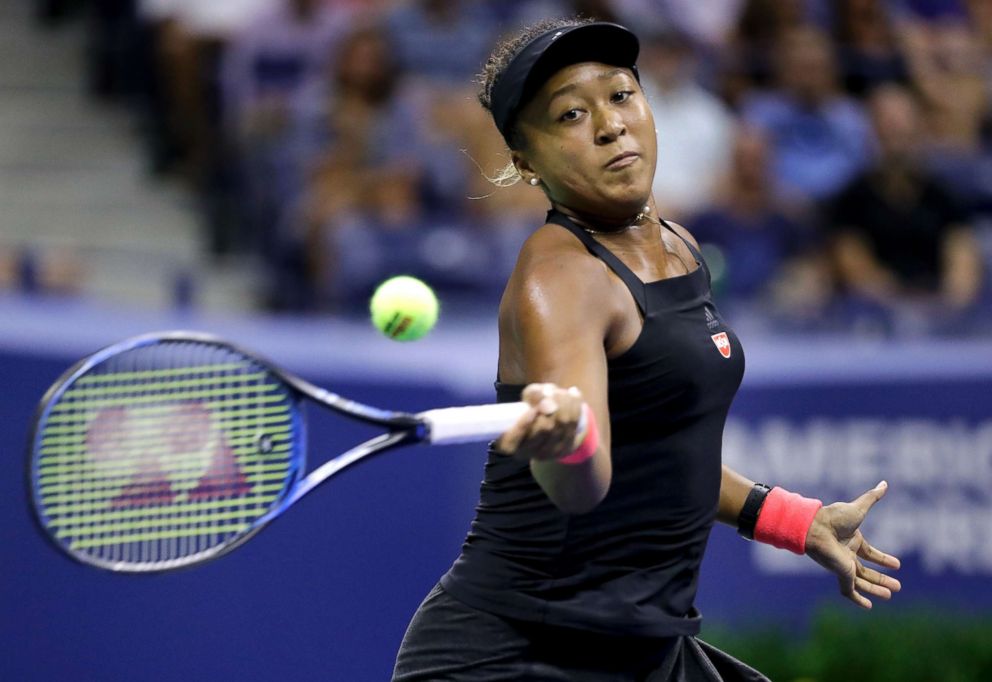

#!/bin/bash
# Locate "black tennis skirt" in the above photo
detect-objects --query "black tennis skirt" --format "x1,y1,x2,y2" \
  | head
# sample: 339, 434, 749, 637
392, 584, 770, 682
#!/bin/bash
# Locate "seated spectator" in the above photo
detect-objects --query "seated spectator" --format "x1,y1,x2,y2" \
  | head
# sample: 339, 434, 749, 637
222, 1, 349, 139
741, 25, 875, 205
688, 126, 829, 317
274, 20, 494, 307
135, 0, 283, 254
903, 19, 987, 152
428, 83, 553, 289
488, 0, 572, 29
827, 85, 984, 320
383, 0, 496, 86
136, 0, 278, 177
833, 0, 909, 97
640, 28, 735, 220
900, 18, 992, 214
719, 0, 816, 106
568, 0, 625, 24
623, 0, 745, 51
220, 0, 351, 253
965, 0, 992, 49
296, 26, 421, 297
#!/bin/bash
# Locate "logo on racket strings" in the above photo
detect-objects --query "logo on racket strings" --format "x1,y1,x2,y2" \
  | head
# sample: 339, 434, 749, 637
86, 401, 253, 507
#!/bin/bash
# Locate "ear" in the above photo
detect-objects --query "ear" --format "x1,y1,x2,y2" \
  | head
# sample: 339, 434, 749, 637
511, 150, 539, 186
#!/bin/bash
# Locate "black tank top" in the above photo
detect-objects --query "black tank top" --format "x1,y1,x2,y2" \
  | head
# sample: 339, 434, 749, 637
440, 209, 746, 637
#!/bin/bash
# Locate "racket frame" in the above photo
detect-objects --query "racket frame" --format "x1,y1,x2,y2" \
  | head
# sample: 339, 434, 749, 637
26, 331, 430, 573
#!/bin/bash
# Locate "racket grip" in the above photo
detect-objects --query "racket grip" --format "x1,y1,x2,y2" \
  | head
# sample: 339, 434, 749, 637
420, 402, 530, 445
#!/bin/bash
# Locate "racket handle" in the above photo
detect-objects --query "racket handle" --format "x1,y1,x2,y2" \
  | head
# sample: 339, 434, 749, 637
420, 402, 530, 445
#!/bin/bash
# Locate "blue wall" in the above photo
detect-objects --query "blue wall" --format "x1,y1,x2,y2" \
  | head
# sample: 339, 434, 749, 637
3, 301, 991, 681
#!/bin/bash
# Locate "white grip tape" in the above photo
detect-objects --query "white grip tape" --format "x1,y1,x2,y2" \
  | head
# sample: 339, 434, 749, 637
420, 402, 530, 445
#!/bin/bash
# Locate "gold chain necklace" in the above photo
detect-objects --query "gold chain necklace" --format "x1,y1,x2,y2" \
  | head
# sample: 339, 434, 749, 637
576, 205, 657, 235
580, 206, 692, 274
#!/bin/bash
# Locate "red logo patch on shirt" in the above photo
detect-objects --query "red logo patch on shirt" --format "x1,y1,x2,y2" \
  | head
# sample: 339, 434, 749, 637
711, 332, 731, 359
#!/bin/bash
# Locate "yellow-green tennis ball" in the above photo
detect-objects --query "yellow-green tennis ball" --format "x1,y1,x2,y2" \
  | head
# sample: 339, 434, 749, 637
370, 276, 439, 341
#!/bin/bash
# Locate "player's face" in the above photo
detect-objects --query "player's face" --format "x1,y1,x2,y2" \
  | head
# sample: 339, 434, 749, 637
513, 62, 657, 223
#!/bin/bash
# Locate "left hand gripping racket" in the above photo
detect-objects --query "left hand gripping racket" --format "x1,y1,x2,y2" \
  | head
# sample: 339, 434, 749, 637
28, 331, 527, 573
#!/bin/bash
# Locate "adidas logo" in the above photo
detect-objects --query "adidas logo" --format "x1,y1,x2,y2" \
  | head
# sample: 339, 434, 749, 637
704, 305, 720, 331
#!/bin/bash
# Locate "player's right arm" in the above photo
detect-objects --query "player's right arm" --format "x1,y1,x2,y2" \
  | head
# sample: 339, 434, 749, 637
494, 227, 618, 514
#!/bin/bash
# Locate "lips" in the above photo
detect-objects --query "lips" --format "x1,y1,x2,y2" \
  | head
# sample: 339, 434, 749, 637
605, 151, 639, 169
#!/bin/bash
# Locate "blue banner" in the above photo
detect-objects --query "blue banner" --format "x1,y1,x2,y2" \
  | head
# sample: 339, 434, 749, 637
699, 378, 992, 629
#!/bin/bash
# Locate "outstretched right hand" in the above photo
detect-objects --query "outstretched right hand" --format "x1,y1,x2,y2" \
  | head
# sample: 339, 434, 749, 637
494, 383, 586, 461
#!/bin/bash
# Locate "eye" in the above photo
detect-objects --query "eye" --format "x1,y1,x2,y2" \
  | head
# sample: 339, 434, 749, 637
612, 90, 634, 104
559, 109, 582, 123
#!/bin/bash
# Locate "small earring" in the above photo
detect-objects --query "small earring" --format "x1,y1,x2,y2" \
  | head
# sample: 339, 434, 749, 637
529, 177, 540, 186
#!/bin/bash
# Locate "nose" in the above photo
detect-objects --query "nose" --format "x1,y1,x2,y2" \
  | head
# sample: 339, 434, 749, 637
595, 110, 626, 145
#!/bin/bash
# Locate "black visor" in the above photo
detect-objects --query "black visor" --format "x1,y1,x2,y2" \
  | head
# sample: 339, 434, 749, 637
489, 22, 640, 145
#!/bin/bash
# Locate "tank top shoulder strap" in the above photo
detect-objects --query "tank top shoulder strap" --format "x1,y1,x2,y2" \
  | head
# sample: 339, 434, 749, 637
545, 209, 647, 315
658, 217, 711, 285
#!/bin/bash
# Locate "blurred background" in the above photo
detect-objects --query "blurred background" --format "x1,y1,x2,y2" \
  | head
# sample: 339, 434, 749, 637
1, 0, 991, 680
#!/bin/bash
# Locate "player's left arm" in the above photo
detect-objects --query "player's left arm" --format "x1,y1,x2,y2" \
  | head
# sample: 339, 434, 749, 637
717, 465, 902, 609
677, 213, 903, 606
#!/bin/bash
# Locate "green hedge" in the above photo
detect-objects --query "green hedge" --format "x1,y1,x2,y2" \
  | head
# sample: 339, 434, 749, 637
702, 609, 992, 682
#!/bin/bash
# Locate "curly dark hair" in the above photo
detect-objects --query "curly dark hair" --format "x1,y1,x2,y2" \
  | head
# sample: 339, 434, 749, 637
477, 16, 593, 149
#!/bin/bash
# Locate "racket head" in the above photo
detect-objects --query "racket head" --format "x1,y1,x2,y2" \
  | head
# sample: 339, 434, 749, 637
27, 332, 306, 572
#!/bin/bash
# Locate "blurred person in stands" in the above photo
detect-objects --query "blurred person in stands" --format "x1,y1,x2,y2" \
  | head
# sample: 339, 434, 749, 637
617, 0, 745, 52
568, 0, 625, 24
135, 0, 276, 179
274, 23, 427, 309
220, 0, 350, 254
965, 0, 992, 50
640, 28, 734, 220
384, 0, 495, 86
432, 83, 556, 294
688, 127, 830, 321
741, 25, 874, 205
827, 85, 984, 328
719, 0, 815, 106
492, 0, 574, 28
84, 0, 140, 99
833, 0, 909, 97
135, 0, 279, 255
899, 16, 992, 214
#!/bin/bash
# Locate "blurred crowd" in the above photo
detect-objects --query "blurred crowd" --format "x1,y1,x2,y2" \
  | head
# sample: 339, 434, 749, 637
36, 0, 992, 335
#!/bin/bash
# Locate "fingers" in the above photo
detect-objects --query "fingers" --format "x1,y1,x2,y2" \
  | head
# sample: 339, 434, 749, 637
856, 561, 901, 596
846, 560, 900, 609
857, 537, 902, 570
522, 383, 560, 417
852, 480, 888, 515
495, 383, 585, 460
857, 561, 899, 598
829, 482, 891, 540
832, 548, 901, 610
854, 576, 888, 602
835, 562, 873, 610
493, 408, 538, 455
811, 527, 901, 610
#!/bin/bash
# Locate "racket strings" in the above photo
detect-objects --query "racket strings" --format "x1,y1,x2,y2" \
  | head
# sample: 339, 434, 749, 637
33, 341, 299, 569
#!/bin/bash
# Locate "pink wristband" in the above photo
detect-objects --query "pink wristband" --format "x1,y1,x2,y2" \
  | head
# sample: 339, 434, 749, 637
753, 487, 823, 555
557, 404, 598, 465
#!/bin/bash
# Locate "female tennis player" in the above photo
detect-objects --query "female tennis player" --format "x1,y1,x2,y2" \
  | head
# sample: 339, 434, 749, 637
392, 19, 901, 681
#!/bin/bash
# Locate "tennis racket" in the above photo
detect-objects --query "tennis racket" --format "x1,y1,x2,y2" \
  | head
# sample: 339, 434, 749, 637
28, 331, 528, 573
